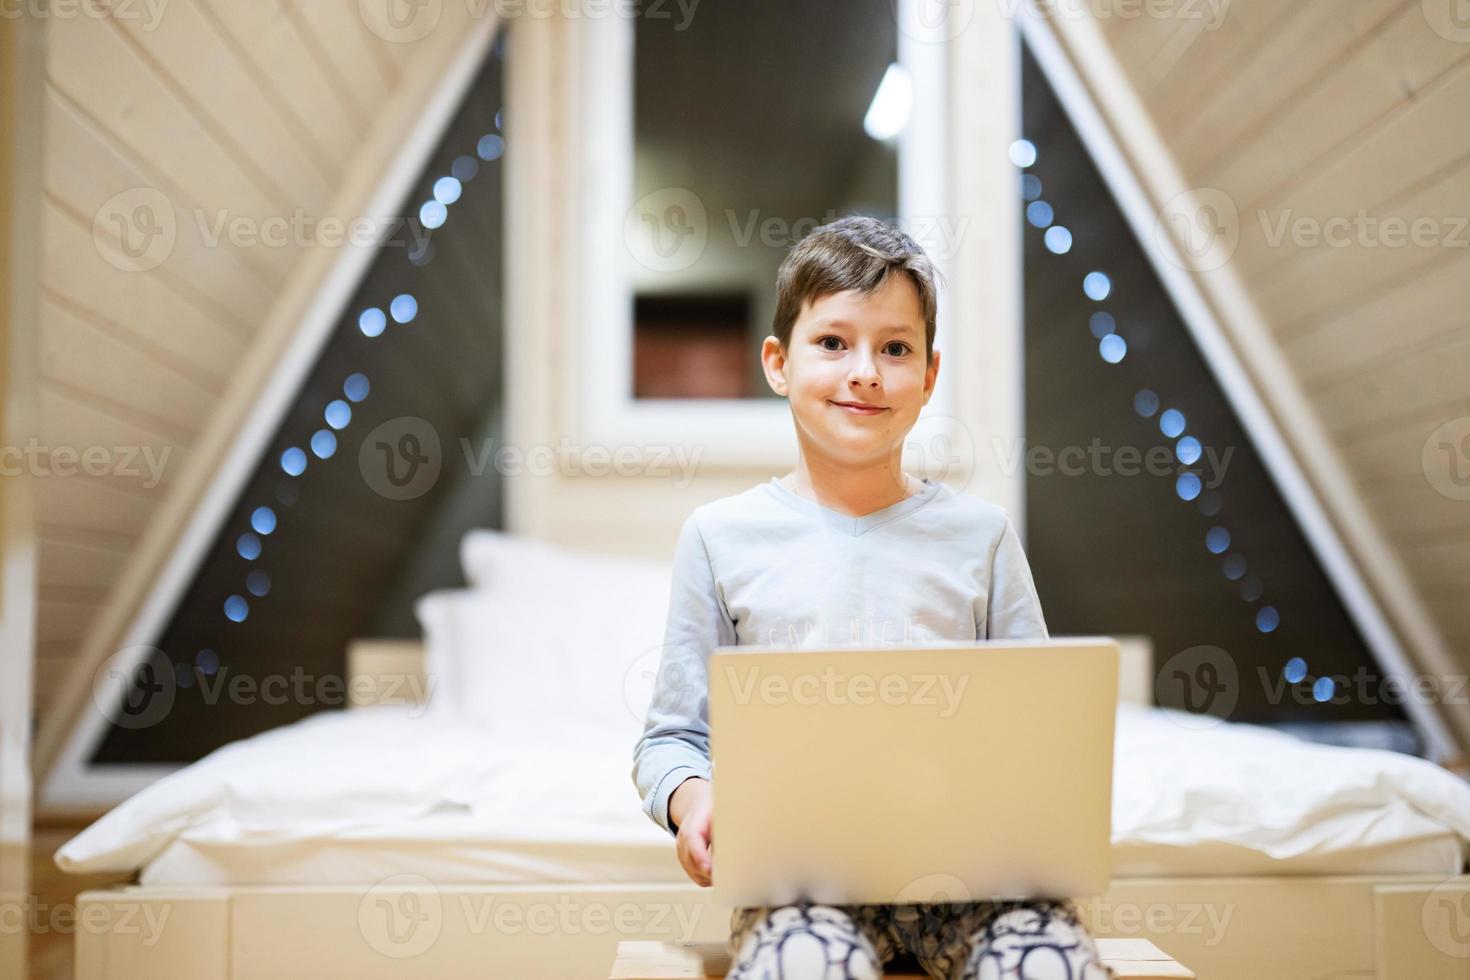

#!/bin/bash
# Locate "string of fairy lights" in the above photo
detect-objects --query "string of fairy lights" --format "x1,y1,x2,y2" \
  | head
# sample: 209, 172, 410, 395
177, 102, 507, 693
1010, 137, 1333, 705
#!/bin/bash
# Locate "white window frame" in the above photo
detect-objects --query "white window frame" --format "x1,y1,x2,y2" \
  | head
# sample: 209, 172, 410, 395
569, 0, 958, 469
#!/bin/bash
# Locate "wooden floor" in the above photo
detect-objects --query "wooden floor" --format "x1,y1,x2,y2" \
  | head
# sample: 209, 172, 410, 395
27, 823, 134, 980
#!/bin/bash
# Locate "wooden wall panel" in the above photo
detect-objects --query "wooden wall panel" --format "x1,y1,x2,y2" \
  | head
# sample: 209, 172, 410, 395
199, 0, 359, 166
1091, 0, 1470, 723
33, 0, 480, 724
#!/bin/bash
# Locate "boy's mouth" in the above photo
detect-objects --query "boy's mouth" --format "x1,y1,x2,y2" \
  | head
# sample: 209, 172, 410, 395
829, 399, 888, 416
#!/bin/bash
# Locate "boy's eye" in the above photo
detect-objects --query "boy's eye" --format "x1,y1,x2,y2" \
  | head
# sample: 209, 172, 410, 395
816, 336, 911, 356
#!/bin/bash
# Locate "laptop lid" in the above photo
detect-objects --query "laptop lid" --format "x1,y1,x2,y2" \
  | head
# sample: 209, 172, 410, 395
708, 638, 1118, 908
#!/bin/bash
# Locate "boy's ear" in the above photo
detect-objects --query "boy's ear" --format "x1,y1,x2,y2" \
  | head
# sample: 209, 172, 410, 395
923, 348, 941, 403
760, 336, 788, 396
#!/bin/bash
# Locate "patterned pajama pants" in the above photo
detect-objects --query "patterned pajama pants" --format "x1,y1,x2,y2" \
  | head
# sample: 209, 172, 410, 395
726, 897, 1115, 980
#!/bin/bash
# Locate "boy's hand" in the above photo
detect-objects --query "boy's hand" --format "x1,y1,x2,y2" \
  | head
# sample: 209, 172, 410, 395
669, 776, 713, 887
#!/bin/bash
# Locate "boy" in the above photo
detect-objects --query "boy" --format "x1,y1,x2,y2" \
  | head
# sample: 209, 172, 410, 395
631, 217, 1114, 979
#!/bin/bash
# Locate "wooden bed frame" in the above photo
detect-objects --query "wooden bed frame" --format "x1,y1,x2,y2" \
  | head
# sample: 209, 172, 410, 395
71, 874, 1470, 979
68, 640, 1470, 978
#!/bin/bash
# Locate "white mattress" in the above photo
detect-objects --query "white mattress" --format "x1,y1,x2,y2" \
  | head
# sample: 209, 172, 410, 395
58, 703, 1470, 886
139, 805, 1467, 886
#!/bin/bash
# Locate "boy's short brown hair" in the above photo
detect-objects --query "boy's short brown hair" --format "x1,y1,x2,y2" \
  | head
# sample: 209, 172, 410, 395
770, 215, 941, 364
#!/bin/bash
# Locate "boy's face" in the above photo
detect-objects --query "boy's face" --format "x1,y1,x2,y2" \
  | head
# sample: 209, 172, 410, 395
762, 273, 940, 468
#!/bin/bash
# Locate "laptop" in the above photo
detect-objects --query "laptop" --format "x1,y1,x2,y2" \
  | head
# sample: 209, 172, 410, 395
708, 638, 1118, 908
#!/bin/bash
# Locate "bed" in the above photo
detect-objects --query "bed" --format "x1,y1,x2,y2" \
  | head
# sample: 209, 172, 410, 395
59, 531, 1470, 979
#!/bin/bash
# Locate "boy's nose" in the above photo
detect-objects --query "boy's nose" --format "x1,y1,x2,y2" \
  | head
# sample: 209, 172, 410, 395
849, 356, 881, 387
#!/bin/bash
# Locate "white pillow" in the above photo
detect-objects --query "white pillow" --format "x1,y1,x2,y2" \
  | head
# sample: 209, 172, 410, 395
459, 528, 562, 589
421, 533, 673, 739
460, 528, 667, 592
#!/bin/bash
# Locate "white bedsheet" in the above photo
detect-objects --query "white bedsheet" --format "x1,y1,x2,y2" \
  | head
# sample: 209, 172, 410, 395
56, 703, 1470, 883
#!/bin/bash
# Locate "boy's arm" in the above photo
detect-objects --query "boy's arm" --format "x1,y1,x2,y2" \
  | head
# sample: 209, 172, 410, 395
984, 516, 1050, 640
631, 513, 736, 838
